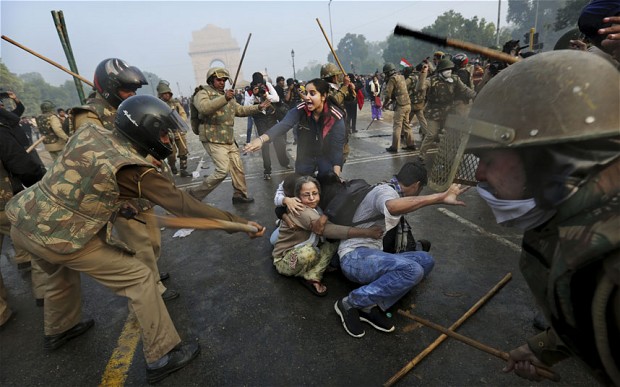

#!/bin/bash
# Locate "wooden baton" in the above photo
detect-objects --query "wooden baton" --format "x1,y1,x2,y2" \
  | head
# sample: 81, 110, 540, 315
393, 25, 520, 65
384, 273, 512, 386
26, 136, 46, 154
316, 18, 347, 76
2, 35, 94, 87
231, 33, 252, 90
398, 310, 561, 382
144, 213, 259, 233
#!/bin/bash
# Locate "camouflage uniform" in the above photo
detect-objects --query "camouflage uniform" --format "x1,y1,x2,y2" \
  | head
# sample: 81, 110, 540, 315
419, 73, 475, 156
71, 92, 168, 296
188, 84, 260, 201
520, 158, 620, 383
405, 71, 428, 139
5, 123, 181, 362
35, 111, 68, 160
383, 73, 414, 150
163, 98, 190, 176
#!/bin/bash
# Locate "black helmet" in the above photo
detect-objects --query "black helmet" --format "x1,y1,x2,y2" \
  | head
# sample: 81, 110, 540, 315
115, 95, 188, 160
94, 58, 148, 109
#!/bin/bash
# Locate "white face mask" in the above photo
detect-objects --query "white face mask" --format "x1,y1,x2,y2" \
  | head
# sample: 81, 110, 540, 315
476, 183, 556, 231
441, 70, 452, 78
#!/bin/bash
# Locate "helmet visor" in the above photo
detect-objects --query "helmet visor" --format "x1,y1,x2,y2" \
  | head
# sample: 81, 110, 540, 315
168, 110, 189, 133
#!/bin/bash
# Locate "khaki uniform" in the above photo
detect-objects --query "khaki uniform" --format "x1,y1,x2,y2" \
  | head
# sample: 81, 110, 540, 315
189, 84, 260, 201
326, 83, 354, 163
72, 93, 167, 295
419, 74, 476, 156
35, 112, 68, 159
383, 74, 414, 150
405, 72, 428, 138
6, 123, 249, 362
164, 99, 189, 174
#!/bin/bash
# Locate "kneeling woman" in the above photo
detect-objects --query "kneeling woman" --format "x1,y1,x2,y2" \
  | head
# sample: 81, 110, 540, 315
272, 176, 381, 296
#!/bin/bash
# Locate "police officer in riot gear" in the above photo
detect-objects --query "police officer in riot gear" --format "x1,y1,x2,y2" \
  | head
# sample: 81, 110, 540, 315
157, 80, 191, 177
36, 100, 68, 160
382, 63, 416, 152
454, 50, 620, 385
418, 58, 476, 157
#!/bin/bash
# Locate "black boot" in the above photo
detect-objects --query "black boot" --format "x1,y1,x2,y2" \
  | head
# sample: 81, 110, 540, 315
146, 342, 201, 384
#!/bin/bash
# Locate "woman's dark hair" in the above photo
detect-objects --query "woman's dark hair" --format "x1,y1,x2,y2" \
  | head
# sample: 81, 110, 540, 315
305, 78, 329, 96
294, 175, 321, 198
282, 173, 302, 197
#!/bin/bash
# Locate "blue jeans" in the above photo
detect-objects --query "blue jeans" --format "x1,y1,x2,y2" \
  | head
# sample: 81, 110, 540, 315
340, 247, 434, 311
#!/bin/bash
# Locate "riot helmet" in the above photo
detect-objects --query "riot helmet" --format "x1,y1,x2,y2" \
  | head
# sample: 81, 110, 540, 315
93, 58, 147, 109
436, 59, 455, 72
320, 63, 342, 80
206, 67, 230, 84
382, 63, 396, 77
156, 80, 173, 95
452, 53, 468, 68
40, 100, 55, 113
115, 95, 188, 160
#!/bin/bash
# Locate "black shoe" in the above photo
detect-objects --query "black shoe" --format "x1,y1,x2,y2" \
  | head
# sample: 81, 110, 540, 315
385, 147, 398, 153
263, 173, 271, 180
162, 289, 180, 302
146, 342, 201, 384
232, 196, 254, 204
170, 166, 178, 175
334, 299, 365, 338
44, 319, 94, 350
36, 298, 44, 307
179, 170, 192, 178
359, 307, 395, 333
159, 272, 170, 281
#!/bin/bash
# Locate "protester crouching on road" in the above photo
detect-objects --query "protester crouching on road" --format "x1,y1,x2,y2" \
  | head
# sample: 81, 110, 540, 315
334, 159, 468, 338
272, 175, 382, 296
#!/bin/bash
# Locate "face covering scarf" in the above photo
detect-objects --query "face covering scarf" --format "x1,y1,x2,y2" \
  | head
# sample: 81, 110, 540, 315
476, 183, 556, 231
440, 70, 453, 81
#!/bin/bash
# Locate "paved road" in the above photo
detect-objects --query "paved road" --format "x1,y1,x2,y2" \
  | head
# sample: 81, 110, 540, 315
0, 104, 597, 386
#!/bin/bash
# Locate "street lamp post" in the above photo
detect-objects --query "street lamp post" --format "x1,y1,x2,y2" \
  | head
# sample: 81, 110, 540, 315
291, 49, 296, 80
328, 0, 333, 44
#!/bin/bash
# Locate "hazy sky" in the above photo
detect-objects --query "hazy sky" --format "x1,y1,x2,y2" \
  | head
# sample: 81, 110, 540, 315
1, 0, 508, 96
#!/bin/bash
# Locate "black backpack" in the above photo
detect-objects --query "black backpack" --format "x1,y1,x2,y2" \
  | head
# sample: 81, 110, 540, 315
320, 177, 377, 226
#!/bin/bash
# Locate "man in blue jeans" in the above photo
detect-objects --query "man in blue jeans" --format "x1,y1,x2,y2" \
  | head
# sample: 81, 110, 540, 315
335, 158, 469, 338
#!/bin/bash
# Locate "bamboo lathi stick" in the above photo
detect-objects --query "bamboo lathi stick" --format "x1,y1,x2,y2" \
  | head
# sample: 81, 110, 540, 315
398, 311, 561, 382
384, 273, 512, 386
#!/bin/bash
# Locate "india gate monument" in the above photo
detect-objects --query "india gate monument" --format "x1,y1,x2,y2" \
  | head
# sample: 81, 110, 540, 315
188, 24, 244, 87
